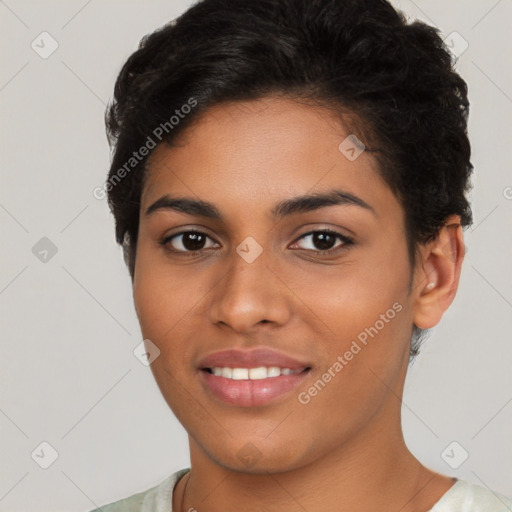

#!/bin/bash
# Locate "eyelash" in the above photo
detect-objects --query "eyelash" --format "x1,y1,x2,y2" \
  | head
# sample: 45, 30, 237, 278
159, 228, 354, 257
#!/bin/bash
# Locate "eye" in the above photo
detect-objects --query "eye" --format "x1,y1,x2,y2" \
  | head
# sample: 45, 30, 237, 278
160, 228, 353, 256
291, 229, 353, 254
160, 230, 218, 254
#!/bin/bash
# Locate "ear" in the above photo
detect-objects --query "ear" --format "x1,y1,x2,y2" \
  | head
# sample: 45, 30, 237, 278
412, 215, 466, 330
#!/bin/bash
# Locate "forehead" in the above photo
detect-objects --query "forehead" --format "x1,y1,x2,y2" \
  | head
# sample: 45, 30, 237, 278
141, 96, 400, 223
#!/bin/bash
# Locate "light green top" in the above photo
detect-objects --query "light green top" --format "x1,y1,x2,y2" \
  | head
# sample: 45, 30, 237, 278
89, 470, 512, 512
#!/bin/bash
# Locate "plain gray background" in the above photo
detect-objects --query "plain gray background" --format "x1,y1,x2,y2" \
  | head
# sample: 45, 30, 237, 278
1, 0, 511, 510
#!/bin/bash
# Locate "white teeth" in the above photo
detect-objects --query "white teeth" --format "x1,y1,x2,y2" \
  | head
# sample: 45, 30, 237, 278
220, 367, 232, 378
210, 366, 303, 380
248, 367, 268, 380
267, 366, 281, 377
231, 368, 249, 380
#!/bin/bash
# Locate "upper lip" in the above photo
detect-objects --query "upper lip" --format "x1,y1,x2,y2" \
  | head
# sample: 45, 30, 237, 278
197, 347, 311, 370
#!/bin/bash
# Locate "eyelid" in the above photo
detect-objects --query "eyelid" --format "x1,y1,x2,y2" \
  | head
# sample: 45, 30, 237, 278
289, 228, 354, 252
160, 227, 354, 256
160, 229, 219, 252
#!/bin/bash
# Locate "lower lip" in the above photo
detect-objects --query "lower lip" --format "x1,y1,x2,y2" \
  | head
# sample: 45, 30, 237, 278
199, 369, 310, 407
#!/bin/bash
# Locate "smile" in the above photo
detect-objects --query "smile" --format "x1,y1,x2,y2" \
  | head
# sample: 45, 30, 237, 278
199, 366, 311, 407
205, 366, 305, 380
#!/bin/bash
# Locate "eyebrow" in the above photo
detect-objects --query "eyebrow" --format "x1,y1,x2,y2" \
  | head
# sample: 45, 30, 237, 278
144, 189, 375, 220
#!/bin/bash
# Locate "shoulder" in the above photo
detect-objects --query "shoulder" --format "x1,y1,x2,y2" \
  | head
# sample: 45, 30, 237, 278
88, 487, 149, 512
429, 479, 512, 512
87, 468, 190, 512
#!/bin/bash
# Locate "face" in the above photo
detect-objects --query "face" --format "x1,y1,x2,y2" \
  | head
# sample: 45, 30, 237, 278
133, 96, 419, 473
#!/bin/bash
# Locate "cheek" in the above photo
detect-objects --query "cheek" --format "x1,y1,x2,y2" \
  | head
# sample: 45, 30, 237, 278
133, 245, 198, 367
293, 246, 412, 397
293, 269, 411, 435
132, 257, 208, 419
298, 253, 410, 341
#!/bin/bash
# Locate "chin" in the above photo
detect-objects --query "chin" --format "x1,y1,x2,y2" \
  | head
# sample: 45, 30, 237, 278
200, 435, 317, 475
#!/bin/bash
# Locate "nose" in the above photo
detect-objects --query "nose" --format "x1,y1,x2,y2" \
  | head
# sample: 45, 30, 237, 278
208, 246, 292, 334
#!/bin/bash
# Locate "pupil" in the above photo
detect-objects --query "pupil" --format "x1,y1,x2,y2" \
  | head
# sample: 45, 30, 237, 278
183, 232, 205, 251
314, 232, 335, 251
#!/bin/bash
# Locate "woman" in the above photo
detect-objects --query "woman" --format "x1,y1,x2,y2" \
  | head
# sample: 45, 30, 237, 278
91, 0, 511, 510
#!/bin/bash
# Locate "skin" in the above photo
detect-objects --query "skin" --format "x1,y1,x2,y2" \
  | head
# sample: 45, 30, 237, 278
132, 96, 465, 512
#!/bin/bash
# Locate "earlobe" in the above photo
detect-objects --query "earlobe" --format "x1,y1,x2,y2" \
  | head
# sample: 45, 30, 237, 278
413, 215, 465, 329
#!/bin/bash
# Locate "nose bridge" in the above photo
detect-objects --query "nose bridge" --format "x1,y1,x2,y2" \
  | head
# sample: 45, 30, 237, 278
209, 238, 290, 331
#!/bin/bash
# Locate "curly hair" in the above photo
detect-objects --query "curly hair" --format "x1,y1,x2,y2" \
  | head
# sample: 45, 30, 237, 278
104, 0, 473, 359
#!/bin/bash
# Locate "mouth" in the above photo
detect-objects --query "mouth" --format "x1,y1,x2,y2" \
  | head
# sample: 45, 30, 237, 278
196, 347, 313, 407
199, 364, 312, 407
